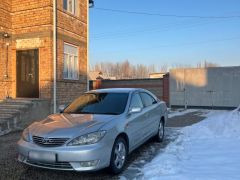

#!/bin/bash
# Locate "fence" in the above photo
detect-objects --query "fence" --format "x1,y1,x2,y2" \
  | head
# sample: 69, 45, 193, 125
169, 67, 240, 109
89, 74, 169, 105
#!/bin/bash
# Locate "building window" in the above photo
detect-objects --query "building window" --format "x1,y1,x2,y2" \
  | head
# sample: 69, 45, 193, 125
63, 43, 79, 80
63, 0, 77, 15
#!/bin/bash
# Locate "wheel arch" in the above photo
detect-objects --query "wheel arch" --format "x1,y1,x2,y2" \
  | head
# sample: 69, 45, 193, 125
115, 132, 129, 154
161, 116, 165, 126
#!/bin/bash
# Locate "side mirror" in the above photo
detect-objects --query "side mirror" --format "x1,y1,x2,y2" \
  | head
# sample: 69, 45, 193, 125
59, 104, 67, 113
129, 107, 142, 114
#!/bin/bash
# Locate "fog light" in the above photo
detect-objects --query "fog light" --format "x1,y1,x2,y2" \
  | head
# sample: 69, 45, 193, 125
18, 154, 26, 162
79, 160, 99, 167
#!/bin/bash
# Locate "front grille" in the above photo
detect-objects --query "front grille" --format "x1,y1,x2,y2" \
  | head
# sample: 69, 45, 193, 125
32, 136, 69, 147
26, 160, 73, 170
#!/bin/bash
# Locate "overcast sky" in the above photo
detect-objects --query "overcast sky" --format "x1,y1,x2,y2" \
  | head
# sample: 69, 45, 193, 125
89, 0, 240, 67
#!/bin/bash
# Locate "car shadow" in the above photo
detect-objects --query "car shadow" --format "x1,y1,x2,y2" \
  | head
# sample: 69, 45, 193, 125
120, 127, 181, 179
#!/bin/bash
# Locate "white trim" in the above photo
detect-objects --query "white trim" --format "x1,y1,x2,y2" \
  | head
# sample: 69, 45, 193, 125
64, 0, 77, 15
64, 42, 78, 48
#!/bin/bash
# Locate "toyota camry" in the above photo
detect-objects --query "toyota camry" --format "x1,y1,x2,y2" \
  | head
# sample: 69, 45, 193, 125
17, 88, 168, 174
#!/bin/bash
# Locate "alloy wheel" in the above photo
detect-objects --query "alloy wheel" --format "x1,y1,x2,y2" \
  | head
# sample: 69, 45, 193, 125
158, 121, 164, 140
114, 141, 126, 169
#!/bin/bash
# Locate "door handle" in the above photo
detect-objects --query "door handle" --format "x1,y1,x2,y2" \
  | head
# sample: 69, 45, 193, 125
28, 73, 33, 76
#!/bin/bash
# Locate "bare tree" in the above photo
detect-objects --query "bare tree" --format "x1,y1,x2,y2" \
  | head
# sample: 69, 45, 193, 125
90, 60, 220, 79
197, 60, 219, 68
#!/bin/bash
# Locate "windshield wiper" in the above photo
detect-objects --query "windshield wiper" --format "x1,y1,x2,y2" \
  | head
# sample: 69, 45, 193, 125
66, 112, 93, 114
79, 112, 93, 114
67, 112, 120, 115
97, 112, 120, 115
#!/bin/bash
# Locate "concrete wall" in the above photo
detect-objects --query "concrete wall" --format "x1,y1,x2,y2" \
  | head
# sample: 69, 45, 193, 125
170, 66, 240, 109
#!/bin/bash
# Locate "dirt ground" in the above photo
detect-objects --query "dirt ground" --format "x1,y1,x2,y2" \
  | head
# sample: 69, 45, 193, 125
0, 110, 206, 180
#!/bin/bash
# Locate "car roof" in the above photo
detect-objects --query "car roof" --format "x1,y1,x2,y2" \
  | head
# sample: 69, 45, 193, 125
88, 88, 143, 93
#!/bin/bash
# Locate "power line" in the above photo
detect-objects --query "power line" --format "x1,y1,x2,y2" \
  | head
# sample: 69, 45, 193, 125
90, 36, 240, 54
90, 20, 198, 37
90, 20, 232, 40
91, 20, 203, 37
94, 7, 240, 19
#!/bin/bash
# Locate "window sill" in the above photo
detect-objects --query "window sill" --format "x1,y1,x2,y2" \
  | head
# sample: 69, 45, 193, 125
61, 9, 87, 24
63, 78, 79, 81
62, 9, 80, 19
59, 79, 87, 84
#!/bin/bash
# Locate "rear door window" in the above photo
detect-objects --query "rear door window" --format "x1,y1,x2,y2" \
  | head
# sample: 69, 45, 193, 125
140, 92, 156, 107
130, 93, 144, 109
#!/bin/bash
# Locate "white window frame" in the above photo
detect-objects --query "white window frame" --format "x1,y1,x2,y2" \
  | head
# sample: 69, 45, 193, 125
63, 43, 79, 80
63, 0, 77, 15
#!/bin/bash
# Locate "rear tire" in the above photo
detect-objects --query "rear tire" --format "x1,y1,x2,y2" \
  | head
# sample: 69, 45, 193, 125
109, 137, 128, 174
155, 120, 165, 142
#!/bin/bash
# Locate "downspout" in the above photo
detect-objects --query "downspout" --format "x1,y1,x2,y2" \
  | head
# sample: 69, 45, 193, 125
5, 43, 9, 98
87, 0, 89, 91
5, 43, 9, 79
53, 0, 57, 113
87, 0, 94, 91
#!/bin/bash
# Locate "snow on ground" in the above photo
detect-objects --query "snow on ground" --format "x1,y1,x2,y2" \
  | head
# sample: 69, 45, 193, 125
143, 107, 240, 180
168, 109, 199, 118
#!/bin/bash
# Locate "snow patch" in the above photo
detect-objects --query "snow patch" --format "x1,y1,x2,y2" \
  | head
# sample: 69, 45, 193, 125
168, 109, 199, 118
143, 107, 240, 180
184, 107, 240, 139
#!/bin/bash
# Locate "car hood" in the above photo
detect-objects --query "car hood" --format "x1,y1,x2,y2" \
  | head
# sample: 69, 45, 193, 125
28, 113, 116, 138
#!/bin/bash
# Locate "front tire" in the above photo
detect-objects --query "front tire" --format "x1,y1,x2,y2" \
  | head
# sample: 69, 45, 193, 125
155, 120, 165, 142
109, 137, 127, 174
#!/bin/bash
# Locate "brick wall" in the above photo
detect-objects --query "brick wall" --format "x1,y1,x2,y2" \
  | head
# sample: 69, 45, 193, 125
0, 0, 12, 99
8, 0, 53, 100
0, 0, 88, 108
56, 0, 88, 105
56, 39, 87, 105
89, 77, 170, 105
0, 0, 11, 30
163, 73, 169, 106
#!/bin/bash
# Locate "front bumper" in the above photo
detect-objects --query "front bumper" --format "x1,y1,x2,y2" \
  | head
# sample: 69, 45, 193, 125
17, 138, 113, 171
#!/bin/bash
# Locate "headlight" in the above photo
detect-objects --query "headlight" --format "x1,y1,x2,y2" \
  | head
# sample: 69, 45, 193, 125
22, 128, 30, 142
68, 131, 106, 146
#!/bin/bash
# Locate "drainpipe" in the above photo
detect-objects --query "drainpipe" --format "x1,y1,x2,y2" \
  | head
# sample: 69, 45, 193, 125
87, 0, 94, 91
53, 0, 57, 113
87, 0, 89, 91
5, 43, 9, 98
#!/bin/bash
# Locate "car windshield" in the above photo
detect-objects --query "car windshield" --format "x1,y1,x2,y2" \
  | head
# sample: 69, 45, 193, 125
64, 93, 129, 115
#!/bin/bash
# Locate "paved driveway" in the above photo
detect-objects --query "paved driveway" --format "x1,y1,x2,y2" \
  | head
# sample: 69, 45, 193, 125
0, 111, 206, 180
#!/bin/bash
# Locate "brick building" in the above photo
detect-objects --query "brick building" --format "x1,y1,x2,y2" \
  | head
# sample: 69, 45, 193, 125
0, 0, 89, 110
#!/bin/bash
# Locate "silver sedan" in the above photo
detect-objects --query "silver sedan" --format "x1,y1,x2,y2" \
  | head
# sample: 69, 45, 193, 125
17, 88, 168, 174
